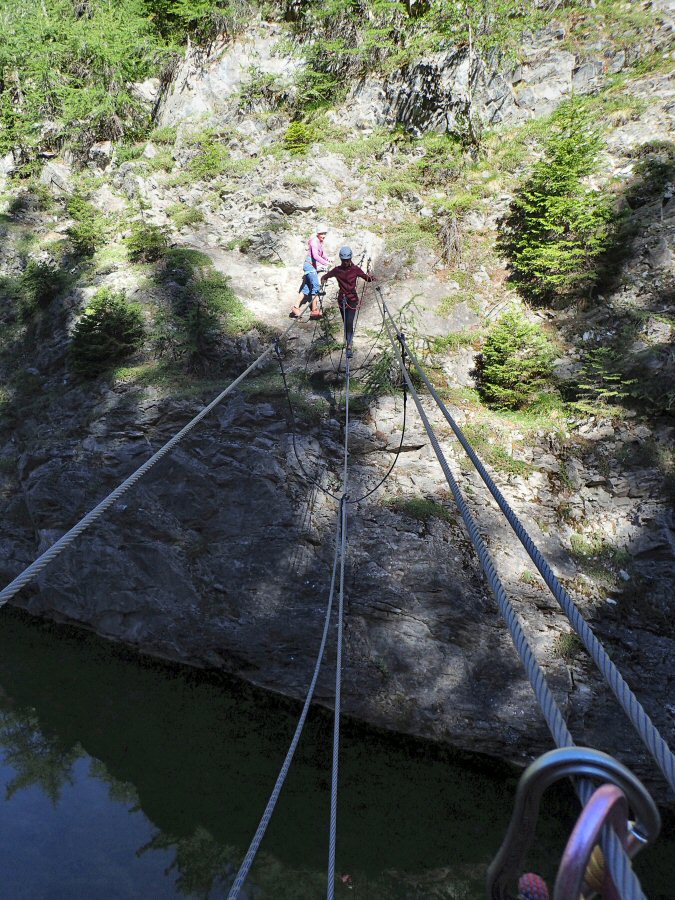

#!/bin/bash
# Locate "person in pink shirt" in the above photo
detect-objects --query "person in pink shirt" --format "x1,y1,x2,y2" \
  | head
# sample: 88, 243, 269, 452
290, 225, 330, 320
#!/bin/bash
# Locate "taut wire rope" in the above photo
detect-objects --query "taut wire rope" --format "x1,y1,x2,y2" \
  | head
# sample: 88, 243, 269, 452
347, 344, 408, 505
226, 506, 343, 900
0, 315, 305, 609
378, 294, 646, 900
327, 334, 352, 900
276, 342, 341, 501
379, 291, 675, 800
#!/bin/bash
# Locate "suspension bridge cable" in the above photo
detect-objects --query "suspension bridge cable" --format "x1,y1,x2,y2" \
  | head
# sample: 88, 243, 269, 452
0, 317, 305, 610
347, 375, 408, 505
379, 292, 675, 799
226, 507, 344, 900
327, 344, 352, 900
276, 343, 341, 501
379, 300, 646, 900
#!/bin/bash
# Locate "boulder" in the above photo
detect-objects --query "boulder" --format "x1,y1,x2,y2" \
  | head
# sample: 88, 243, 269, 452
89, 141, 114, 169
39, 160, 74, 194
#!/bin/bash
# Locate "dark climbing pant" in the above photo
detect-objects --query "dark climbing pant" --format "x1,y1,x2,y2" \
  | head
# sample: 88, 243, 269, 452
338, 296, 357, 347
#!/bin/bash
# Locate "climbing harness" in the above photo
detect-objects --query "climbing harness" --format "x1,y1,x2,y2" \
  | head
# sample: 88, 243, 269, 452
487, 747, 660, 900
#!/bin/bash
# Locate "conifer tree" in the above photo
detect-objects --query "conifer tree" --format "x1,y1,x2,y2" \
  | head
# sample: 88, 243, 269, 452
498, 98, 613, 305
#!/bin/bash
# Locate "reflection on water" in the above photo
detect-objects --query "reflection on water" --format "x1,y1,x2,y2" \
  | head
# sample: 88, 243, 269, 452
0, 609, 671, 899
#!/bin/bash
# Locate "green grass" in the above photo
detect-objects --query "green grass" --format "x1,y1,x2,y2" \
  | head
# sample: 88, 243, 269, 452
430, 331, 477, 353
568, 531, 631, 584
553, 632, 584, 661
386, 219, 437, 255
149, 125, 177, 145
167, 204, 205, 229
461, 422, 532, 476
142, 150, 174, 173
383, 495, 455, 524
111, 361, 232, 398
437, 292, 477, 317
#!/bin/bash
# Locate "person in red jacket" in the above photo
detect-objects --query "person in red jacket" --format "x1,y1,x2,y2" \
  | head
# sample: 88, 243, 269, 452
321, 246, 374, 358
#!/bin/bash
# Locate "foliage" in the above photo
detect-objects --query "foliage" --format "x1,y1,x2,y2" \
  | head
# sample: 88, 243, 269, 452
181, 130, 231, 180
473, 310, 554, 409
152, 258, 253, 373
572, 346, 636, 411
553, 631, 583, 662
430, 331, 476, 353
283, 121, 313, 155
0, 0, 171, 159
461, 421, 531, 476
239, 65, 288, 110
20, 260, 68, 319
70, 288, 145, 376
126, 221, 168, 262
624, 141, 675, 210
383, 495, 455, 524
149, 125, 177, 145
67, 195, 106, 256
146, 0, 254, 43
498, 99, 614, 305
167, 203, 205, 228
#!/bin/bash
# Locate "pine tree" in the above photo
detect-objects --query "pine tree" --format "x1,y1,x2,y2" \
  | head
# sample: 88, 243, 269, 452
473, 310, 554, 409
498, 98, 613, 305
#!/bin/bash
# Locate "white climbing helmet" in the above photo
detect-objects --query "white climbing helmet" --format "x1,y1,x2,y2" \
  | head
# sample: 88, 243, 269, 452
316, 223, 329, 235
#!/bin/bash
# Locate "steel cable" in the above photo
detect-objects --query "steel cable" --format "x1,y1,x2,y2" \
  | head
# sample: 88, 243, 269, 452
327, 348, 351, 899
226, 506, 343, 900
0, 316, 305, 609
379, 292, 675, 799
276, 344, 341, 501
379, 301, 646, 900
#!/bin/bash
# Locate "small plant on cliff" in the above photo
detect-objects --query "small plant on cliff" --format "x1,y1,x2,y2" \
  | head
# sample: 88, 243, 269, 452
498, 99, 613, 305
283, 121, 313, 155
553, 631, 583, 661
67, 195, 106, 256
71, 288, 145, 376
125, 222, 167, 262
20, 260, 68, 319
473, 310, 554, 409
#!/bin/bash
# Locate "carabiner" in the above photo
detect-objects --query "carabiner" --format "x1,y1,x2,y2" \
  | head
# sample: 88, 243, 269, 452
486, 747, 661, 900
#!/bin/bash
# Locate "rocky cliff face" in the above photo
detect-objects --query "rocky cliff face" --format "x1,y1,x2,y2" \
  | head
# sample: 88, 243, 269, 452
0, 11, 674, 799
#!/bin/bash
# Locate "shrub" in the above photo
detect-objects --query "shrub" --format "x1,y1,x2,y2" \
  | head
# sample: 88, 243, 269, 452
167, 204, 205, 229
152, 268, 253, 373
283, 122, 313, 155
20, 260, 68, 319
553, 632, 583, 661
70, 288, 145, 376
149, 125, 177, 145
126, 222, 167, 262
67, 195, 106, 256
384, 496, 454, 524
185, 135, 230, 180
473, 311, 554, 409
498, 99, 613, 305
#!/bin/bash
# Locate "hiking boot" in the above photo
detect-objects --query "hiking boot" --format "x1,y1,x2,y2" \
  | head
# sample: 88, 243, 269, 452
346, 345, 353, 359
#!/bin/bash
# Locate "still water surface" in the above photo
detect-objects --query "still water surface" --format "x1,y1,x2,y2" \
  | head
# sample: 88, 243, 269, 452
0, 610, 671, 899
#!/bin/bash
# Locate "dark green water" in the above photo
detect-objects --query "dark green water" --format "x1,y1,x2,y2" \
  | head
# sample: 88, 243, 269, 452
0, 609, 671, 899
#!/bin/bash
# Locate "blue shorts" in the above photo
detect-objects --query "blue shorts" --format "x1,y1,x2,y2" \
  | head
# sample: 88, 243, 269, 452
300, 260, 320, 296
